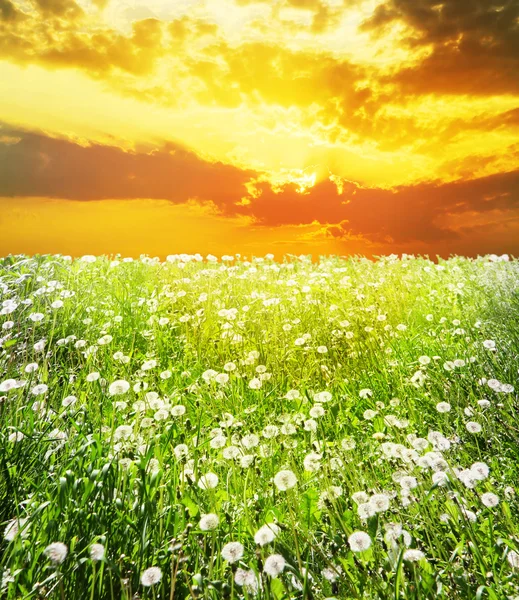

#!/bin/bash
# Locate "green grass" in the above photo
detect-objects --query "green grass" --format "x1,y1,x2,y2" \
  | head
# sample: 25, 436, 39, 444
0, 252, 518, 599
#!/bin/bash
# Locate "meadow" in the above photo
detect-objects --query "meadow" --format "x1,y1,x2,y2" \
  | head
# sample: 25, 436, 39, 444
1, 252, 518, 600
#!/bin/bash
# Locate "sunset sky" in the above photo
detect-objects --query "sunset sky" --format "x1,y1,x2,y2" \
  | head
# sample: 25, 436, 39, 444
1, 0, 518, 258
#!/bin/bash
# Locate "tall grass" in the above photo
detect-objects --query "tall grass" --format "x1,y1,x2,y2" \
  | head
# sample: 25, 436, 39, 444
0, 252, 518, 599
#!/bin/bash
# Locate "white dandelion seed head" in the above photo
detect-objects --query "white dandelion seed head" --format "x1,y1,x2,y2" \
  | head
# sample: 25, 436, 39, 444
369, 493, 390, 513
348, 531, 372, 552
199, 514, 219, 531
466, 421, 482, 433
221, 542, 244, 564
89, 543, 105, 562
403, 549, 425, 562
44, 542, 68, 564
507, 550, 519, 569
108, 380, 130, 396
140, 566, 162, 587
198, 472, 219, 490
273, 469, 297, 491
263, 554, 286, 577
481, 492, 499, 508
254, 523, 280, 546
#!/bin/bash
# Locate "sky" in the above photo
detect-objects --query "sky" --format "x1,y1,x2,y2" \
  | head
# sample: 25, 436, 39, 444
1, 0, 518, 259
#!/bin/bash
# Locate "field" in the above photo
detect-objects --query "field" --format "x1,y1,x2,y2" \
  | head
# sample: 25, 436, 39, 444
1, 252, 519, 600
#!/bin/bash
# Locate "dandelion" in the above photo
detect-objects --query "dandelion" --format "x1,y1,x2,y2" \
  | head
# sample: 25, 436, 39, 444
0, 380, 18, 393
44, 542, 68, 564
348, 531, 372, 552
254, 523, 280, 546
363, 409, 377, 420
31, 384, 48, 396
369, 493, 390, 513
140, 566, 162, 587
221, 542, 244, 563
171, 405, 186, 417
507, 550, 519, 569
249, 378, 262, 390
62, 395, 77, 407
303, 452, 322, 472
273, 469, 297, 491
113, 425, 133, 441
198, 473, 219, 489
436, 402, 451, 413
471, 462, 489, 480
403, 549, 425, 562
108, 380, 130, 395
199, 514, 219, 531
234, 569, 259, 594
314, 391, 332, 403
481, 492, 499, 508
264, 554, 286, 577
89, 543, 105, 562
4, 518, 27, 542
466, 421, 482, 433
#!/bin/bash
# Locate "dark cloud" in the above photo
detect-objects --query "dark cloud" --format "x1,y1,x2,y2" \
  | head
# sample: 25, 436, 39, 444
0, 0, 22, 21
0, 125, 255, 209
362, 0, 519, 95
33, 0, 84, 19
2, 125, 519, 251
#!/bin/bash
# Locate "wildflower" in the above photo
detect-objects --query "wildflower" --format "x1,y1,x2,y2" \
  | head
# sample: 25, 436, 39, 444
113, 425, 133, 441
44, 542, 68, 564
273, 469, 297, 491
254, 523, 280, 546
0, 379, 18, 394
481, 492, 499, 508
108, 380, 130, 395
309, 405, 325, 418
466, 421, 482, 433
140, 566, 162, 586
234, 569, 259, 593
436, 402, 451, 413
31, 384, 48, 396
471, 462, 489, 481
369, 493, 390, 513
4, 518, 27, 542
198, 473, 219, 489
348, 531, 371, 552
221, 542, 244, 563
249, 378, 262, 390
507, 550, 519, 569
303, 452, 322, 472
314, 391, 332, 403
62, 395, 77, 407
199, 514, 219, 531
89, 544, 105, 562
263, 554, 286, 577
403, 549, 425, 562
